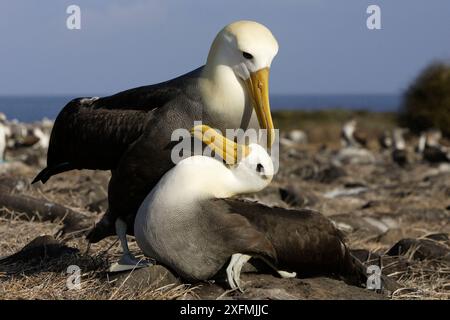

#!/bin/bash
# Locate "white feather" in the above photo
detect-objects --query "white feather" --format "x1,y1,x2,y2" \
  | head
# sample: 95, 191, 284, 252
134, 144, 273, 262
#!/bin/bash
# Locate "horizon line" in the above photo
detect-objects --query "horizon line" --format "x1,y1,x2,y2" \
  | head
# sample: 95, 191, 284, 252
0, 92, 403, 97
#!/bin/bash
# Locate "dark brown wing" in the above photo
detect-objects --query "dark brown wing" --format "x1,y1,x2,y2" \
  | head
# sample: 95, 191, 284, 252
220, 198, 365, 284
201, 199, 277, 265
49, 98, 149, 170
32, 98, 151, 183
32, 67, 203, 184
424, 146, 450, 163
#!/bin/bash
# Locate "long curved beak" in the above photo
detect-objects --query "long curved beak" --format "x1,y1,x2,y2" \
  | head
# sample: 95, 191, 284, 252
244, 67, 274, 147
191, 125, 250, 164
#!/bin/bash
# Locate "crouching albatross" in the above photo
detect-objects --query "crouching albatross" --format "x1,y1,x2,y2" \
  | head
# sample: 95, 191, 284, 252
32, 21, 279, 268
134, 125, 366, 290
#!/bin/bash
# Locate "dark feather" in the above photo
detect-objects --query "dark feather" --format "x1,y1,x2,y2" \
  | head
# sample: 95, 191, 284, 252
423, 146, 450, 163
33, 67, 204, 184
392, 149, 408, 166
217, 198, 366, 286
198, 199, 277, 265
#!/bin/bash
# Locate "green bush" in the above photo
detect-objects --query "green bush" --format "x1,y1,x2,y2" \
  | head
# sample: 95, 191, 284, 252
400, 62, 450, 137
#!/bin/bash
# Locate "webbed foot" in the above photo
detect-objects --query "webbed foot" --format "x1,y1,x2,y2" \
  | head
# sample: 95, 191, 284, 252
226, 253, 251, 292
108, 253, 152, 273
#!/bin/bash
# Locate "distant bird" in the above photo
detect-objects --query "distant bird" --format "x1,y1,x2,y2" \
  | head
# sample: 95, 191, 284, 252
391, 128, 408, 166
39, 117, 54, 132
420, 129, 450, 163
16, 128, 40, 148
416, 132, 427, 154
6, 120, 27, 149
378, 130, 393, 150
135, 125, 366, 290
280, 130, 308, 148
341, 119, 367, 148
332, 147, 375, 166
287, 130, 308, 144
31, 21, 280, 261
12, 126, 50, 150
30, 127, 50, 150
0, 113, 7, 162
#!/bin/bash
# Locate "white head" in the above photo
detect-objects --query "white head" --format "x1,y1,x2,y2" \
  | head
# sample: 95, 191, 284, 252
207, 20, 279, 81
225, 143, 274, 194
202, 21, 279, 146
393, 128, 407, 150
343, 119, 357, 134
170, 143, 274, 200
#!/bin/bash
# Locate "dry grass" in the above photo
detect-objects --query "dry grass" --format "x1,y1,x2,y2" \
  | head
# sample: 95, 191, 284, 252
0, 215, 194, 300
0, 271, 194, 300
391, 261, 450, 300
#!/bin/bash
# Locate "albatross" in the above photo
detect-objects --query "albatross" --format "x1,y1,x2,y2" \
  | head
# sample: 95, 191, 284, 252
420, 129, 450, 163
32, 21, 279, 263
134, 125, 366, 290
341, 119, 367, 148
392, 128, 408, 166
0, 113, 7, 162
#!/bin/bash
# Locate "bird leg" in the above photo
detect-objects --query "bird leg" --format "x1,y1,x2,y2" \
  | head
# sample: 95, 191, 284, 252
108, 218, 151, 272
226, 253, 252, 292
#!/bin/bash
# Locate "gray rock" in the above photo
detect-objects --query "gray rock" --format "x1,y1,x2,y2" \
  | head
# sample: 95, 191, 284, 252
386, 238, 450, 261
109, 265, 180, 290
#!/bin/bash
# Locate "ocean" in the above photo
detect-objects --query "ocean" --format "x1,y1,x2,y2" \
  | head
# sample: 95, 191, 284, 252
0, 94, 401, 122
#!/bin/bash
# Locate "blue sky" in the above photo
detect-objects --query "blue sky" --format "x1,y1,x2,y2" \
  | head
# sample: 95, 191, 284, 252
0, 0, 449, 95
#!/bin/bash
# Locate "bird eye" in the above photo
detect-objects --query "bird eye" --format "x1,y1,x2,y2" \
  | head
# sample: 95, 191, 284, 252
242, 51, 253, 60
256, 163, 264, 173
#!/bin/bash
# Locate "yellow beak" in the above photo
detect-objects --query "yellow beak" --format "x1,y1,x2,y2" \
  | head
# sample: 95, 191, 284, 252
190, 125, 250, 164
244, 67, 275, 147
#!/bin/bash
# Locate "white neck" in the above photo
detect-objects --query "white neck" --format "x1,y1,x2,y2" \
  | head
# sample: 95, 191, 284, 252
344, 124, 355, 137
199, 54, 256, 131
148, 156, 244, 208
33, 129, 49, 148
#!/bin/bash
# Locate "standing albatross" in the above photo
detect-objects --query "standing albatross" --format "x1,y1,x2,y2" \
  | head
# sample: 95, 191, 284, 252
135, 125, 366, 290
0, 113, 7, 162
32, 21, 279, 265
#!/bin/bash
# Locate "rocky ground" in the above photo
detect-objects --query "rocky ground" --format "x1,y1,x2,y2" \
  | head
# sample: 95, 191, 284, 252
0, 111, 449, 300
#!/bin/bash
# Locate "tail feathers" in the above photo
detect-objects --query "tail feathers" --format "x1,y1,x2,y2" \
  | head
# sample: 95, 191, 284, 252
31, 167, 51, 184
31, 162, 73, 184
